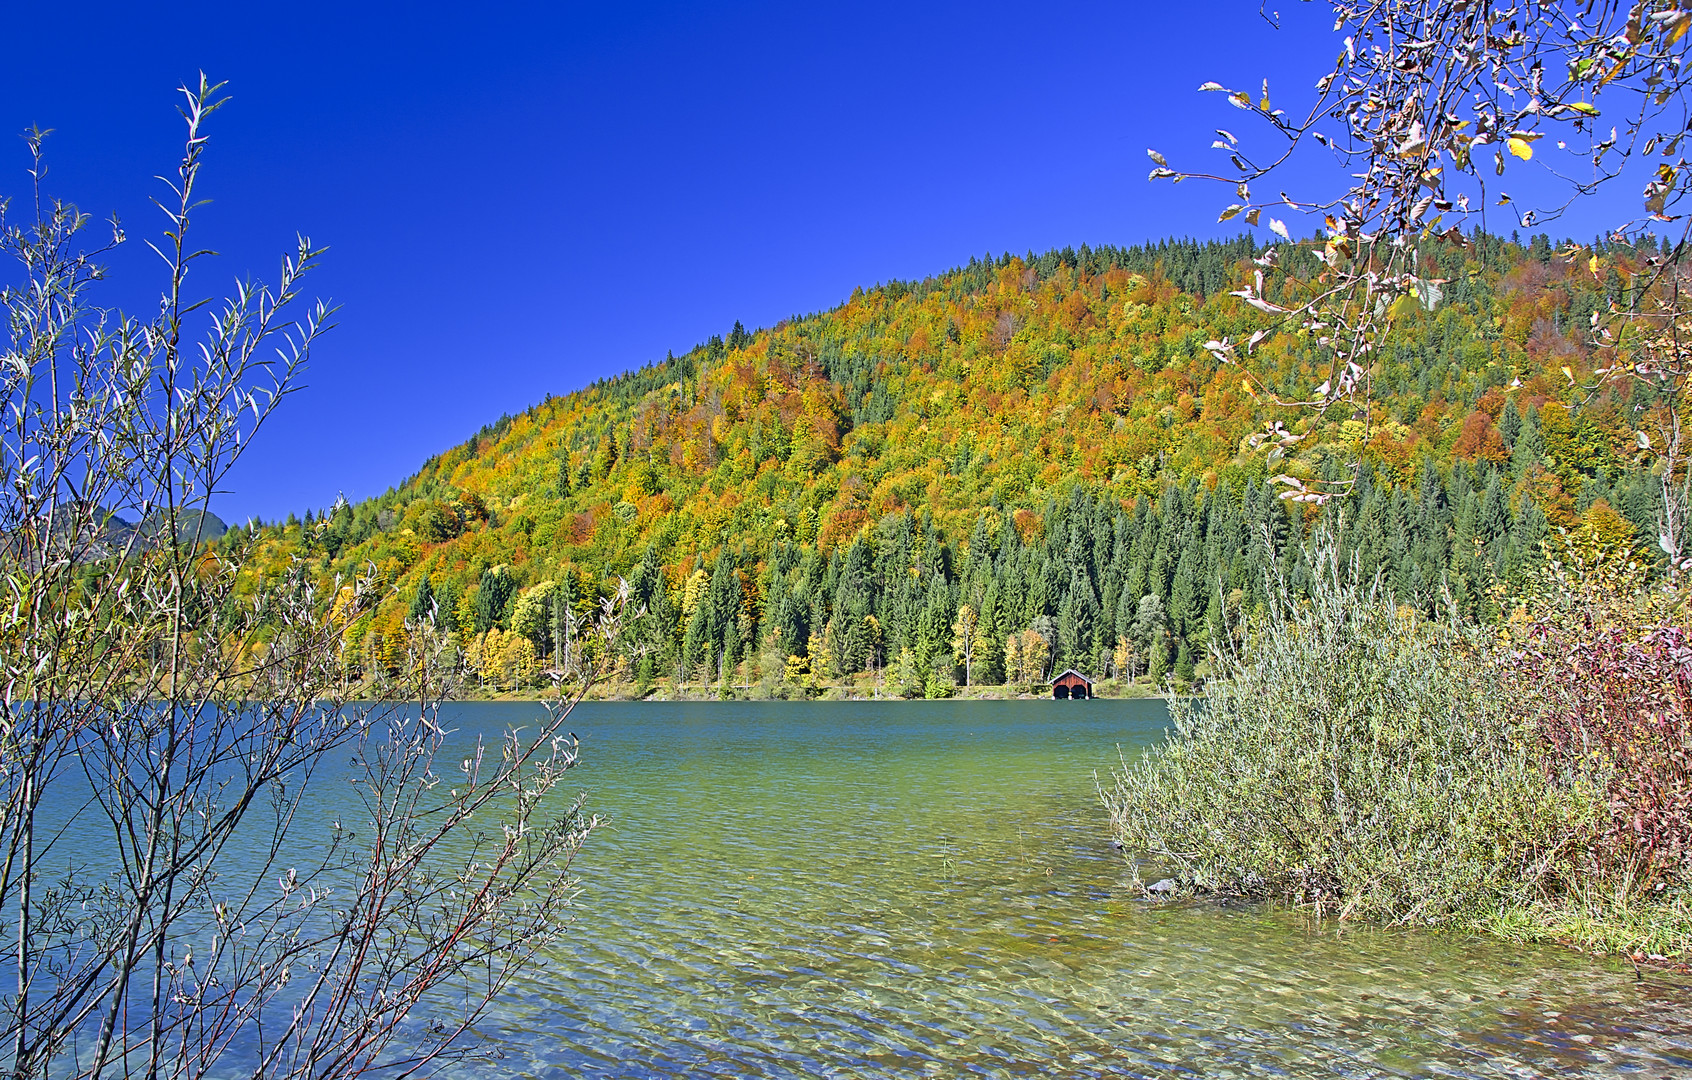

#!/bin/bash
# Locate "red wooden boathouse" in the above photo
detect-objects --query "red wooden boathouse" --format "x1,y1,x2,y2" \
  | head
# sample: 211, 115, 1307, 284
1050, 669, 1093, 699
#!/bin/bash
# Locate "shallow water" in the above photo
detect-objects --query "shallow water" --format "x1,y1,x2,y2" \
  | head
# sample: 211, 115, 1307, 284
428, 699, 1692, 1079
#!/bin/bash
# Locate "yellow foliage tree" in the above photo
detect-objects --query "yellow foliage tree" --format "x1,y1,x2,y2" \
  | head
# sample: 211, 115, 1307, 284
1575, 499, 1637, 563
498, 633, 538, 688
1113, 635, 1137, 681
1016, 628, 1050, 685
680, 567, 710, 624
951, 604, 979, 687
806, 629, 831, 685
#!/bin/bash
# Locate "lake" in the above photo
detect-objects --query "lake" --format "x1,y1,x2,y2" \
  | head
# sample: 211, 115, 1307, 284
428, 698, 1692, 1078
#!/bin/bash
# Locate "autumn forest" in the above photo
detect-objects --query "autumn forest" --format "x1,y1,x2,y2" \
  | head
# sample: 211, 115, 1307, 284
239, 231, 1668, 696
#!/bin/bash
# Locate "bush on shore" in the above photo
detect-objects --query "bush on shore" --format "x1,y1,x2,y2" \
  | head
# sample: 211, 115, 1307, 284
1103, 543, 1692, 958
1496, 614, 1692, 953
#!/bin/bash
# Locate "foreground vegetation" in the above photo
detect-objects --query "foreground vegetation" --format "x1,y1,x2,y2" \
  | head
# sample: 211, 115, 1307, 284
1103, 541, 1692, 961
1, 88, 604, 1079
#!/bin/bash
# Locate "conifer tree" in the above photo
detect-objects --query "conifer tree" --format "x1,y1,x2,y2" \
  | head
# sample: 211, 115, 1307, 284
409, 571, 436, 624
475, 566, 517, 634
1499, 400, 1522, 449
435, 578, 460, 636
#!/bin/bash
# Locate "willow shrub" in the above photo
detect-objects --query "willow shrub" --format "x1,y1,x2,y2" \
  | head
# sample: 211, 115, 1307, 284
1103, 559, 1598, 927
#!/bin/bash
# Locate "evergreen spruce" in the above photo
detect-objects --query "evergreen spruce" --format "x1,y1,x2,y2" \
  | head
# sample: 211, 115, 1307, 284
409, 572, 436, 624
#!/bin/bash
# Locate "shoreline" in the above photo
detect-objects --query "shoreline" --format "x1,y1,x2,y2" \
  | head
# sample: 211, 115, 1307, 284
438, 681, 1184, 704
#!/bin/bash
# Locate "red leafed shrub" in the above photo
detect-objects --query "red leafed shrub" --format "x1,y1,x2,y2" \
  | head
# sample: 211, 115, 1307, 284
1507, 621, 1692, 892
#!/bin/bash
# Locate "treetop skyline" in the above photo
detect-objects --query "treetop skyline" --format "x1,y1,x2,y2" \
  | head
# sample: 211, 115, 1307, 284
7, 0, 1640, 523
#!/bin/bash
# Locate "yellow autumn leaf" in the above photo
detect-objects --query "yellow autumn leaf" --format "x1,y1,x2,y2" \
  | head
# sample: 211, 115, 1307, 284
1568, 101, 1600, 116
1507, 137, 1533, 161
1589, 254, 1603, 277
1562, 365, 1576, 384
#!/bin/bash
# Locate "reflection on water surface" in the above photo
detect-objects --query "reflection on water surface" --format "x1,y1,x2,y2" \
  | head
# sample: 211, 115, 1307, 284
435, 699, 1692, 1078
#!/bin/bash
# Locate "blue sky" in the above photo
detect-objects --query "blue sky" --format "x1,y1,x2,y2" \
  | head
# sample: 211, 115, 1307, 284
0, 1, 1609, 523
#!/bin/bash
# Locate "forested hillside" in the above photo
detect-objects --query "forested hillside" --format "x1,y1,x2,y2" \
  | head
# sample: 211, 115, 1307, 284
241, 232, 1670, 695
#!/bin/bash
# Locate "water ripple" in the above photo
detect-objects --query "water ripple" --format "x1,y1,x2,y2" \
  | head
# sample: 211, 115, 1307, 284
428, 700, 1692, 1079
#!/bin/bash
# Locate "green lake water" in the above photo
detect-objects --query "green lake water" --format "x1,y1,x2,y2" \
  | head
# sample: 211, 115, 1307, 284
434, 699, 1691, 1078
